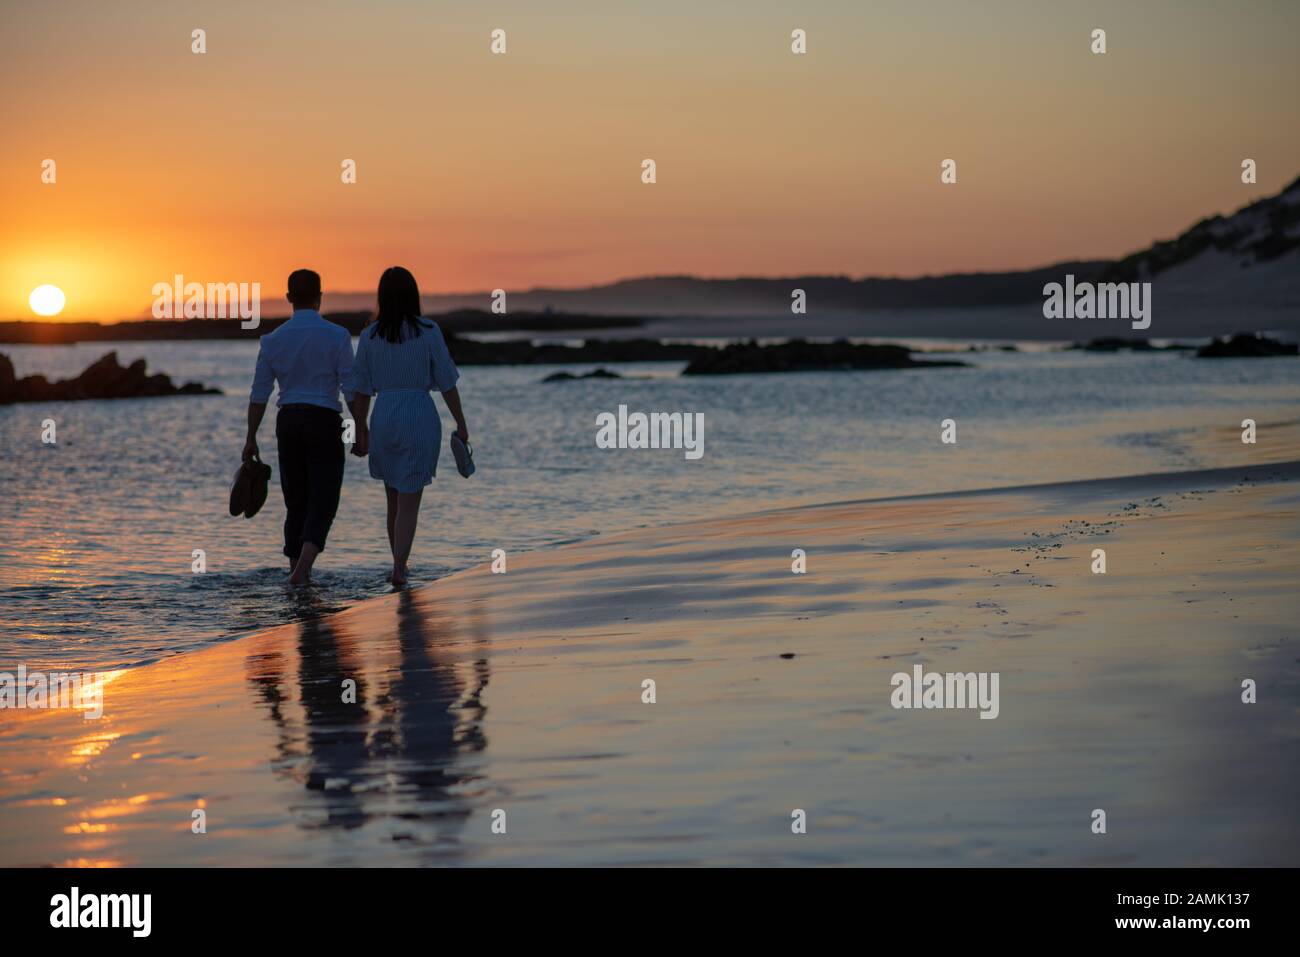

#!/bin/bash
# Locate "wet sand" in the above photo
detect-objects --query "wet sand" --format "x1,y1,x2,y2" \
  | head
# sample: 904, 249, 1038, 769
2, 460, 1297, 866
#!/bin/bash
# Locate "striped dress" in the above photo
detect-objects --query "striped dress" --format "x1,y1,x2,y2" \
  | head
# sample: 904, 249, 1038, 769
351, 319, 460, 493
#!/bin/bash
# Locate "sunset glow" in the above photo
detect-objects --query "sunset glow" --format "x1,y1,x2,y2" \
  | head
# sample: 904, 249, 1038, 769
2, 0, 1298, 321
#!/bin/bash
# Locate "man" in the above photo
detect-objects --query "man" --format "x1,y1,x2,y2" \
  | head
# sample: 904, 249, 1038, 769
243, 269, 355, 584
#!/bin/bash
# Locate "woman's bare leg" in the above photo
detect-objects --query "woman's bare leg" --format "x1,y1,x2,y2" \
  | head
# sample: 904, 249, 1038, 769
391, 489, 422, 586
384, 485, 398, 560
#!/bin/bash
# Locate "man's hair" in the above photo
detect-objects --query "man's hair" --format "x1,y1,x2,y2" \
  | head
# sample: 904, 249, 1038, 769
287, 269, 322, 307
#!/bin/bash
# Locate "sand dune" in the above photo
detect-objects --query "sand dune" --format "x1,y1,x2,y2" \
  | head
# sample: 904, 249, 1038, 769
1, 461, 1296, 866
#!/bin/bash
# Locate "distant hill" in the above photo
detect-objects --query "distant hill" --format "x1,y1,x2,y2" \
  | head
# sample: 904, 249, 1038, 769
1065, 174, 1300, 338
410, 263, 1112, 318
7, 176, 1296, 342
403, 176, 1300, 325
1100, 174, 1300, 282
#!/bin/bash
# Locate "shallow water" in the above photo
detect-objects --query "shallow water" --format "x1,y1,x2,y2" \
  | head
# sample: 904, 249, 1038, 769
4, 469, 1296, 866
1, 338, 1296, 669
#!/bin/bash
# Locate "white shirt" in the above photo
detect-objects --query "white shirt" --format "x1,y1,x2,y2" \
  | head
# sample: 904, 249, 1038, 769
250, 309, 355, 411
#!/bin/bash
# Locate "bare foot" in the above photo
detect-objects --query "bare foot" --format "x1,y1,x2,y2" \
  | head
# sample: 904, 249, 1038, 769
288, 542, 319, 586
390, 566, 407, 587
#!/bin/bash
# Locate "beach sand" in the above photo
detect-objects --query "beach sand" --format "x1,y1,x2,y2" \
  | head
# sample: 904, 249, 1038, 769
2, 460, 1297, 867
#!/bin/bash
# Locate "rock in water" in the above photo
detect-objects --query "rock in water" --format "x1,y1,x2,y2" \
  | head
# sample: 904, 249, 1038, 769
0, 353, 16, 403
1195, 333, 1298, 358
0, 350, 222, 404
542, 367, 623, 382
681, 339, 967, 376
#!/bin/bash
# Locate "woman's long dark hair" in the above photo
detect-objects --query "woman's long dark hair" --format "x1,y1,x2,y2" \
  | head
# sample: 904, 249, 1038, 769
370, 266, 430, 342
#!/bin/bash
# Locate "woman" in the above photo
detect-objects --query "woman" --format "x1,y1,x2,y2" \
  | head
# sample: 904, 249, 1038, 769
350, 267, 469, 586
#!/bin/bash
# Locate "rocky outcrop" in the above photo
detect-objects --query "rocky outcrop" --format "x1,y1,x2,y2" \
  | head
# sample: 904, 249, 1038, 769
0, 353, 15, 399
542, 368, 623, 382
0, 351, 221, 404
1195, 333, 1299, 358
1066, 337, 1195, 352
680, 339, 966, 376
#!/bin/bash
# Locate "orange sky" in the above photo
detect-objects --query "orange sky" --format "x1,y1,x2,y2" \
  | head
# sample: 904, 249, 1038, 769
2, 0, 1298, 320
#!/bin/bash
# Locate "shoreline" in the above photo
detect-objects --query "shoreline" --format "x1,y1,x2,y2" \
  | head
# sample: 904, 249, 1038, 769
13, 456, 1299, 675
2, 458, 1297, 866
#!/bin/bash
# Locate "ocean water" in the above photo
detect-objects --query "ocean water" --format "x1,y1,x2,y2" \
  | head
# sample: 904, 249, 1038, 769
1, 338, 1296, 670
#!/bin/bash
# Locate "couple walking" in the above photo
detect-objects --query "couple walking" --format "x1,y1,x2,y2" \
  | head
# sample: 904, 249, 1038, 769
241, 267, 469, 586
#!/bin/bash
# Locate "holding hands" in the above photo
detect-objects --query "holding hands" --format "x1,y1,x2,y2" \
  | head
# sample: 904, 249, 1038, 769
351, 424, 369, 458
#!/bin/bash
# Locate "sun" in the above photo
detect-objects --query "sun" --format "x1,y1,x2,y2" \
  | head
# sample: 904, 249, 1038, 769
29, 284, 66, 317
29, 284, 67, 317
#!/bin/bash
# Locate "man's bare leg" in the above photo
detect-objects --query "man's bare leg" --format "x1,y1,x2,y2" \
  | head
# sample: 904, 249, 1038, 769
289, 541, 320, 585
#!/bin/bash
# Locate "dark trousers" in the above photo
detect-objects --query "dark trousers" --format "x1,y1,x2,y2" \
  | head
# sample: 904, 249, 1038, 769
276, 405, 345, 563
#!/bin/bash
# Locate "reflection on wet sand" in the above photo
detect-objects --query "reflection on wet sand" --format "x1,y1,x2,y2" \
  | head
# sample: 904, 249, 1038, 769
245, 590, 491, 852
3, 462, 1297, 866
